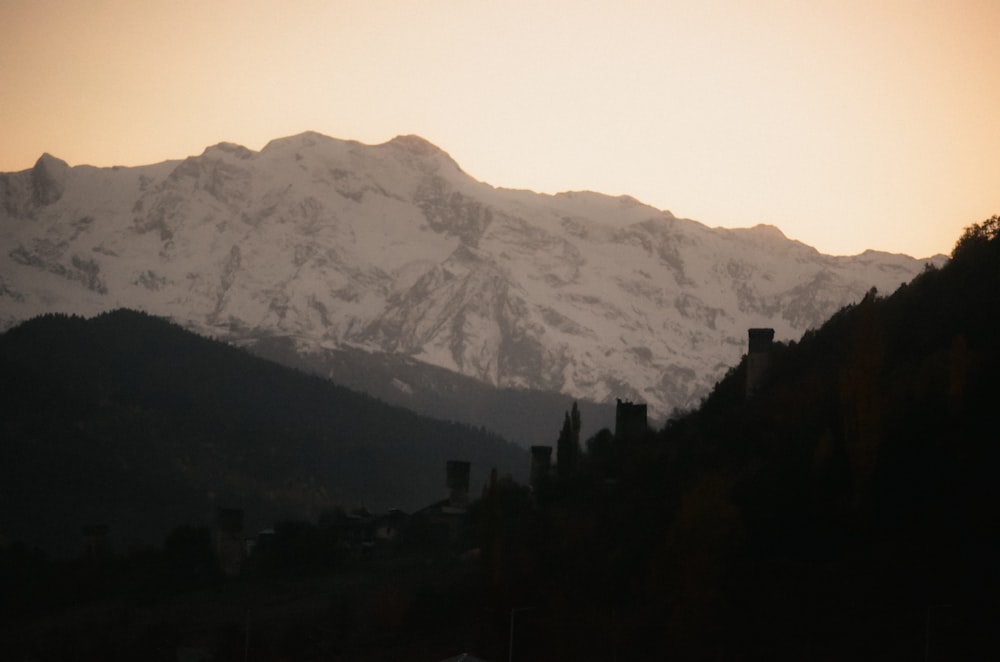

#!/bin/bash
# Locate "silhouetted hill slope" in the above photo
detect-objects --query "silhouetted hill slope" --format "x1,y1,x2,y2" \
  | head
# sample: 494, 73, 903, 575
680, 216, 999, 491
653, 220, 1000, 655
661, 218, 1000, 656
474, 217, 1000, 660
0, 309, 528, 556
247, 335, 618, 448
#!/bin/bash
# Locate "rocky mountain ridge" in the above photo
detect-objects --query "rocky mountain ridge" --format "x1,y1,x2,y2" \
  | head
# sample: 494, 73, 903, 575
0, 132, 944, 424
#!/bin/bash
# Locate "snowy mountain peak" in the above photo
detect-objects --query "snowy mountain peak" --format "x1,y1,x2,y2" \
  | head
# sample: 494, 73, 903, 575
380, 134, 468, 180
200, 142, 255, 160
260, 130, 338, 154
0, 131, 944, 420
33, 152, 68, 169
30, 152, 70, 205
385, 133, 446, 156
746, 223, 787, 239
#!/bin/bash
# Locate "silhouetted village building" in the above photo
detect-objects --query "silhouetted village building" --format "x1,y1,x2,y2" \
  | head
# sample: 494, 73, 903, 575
96, 328, 783, 581
407, 459, 476, 548
229, 459, 484, 573
746, 327, 775, 397
323, 506, 382, 557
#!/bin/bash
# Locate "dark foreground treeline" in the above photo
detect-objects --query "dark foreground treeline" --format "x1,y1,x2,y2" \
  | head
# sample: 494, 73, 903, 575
2, 217, 999, 660
474, 217, 1000, 660
0, 514, 485, 661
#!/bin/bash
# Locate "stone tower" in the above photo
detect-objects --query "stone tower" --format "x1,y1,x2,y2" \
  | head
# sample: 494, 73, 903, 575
746, 327, 775, 397
615, 399, 648, 443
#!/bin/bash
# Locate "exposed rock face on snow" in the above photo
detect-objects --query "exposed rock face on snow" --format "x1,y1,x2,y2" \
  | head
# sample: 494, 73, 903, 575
0, 132, 944, 420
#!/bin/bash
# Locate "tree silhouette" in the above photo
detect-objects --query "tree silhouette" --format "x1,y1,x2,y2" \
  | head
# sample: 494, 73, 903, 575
557, 402, 581, 478
952, 214, 1000, 260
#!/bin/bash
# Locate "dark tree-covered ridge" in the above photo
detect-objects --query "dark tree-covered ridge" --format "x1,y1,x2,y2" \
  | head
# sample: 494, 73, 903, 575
474, 216, 1000, 660
0, 309, 528, 556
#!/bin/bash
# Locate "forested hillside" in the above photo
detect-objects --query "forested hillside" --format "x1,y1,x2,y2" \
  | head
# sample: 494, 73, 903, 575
475, 216, 1000, 660
0, 309, 527, 556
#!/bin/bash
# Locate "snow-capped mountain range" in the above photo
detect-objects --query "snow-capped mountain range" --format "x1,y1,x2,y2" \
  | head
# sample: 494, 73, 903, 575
1, 132, 943, 426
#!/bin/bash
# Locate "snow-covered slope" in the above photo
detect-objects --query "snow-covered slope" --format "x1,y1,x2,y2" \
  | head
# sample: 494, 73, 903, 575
0, 132, 944, 419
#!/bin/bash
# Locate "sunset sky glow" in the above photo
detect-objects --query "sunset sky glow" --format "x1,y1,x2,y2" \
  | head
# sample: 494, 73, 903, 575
2, 0, 998, 258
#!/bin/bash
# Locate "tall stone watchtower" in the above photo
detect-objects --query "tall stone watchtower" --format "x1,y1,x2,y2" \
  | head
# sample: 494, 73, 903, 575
615, 399, 648, 443
746, 327, 775, 397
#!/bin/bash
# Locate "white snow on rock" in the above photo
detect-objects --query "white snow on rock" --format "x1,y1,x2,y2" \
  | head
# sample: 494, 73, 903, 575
0, 132, 946, 418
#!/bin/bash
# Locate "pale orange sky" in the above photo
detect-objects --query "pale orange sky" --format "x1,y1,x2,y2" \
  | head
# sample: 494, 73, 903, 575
2, 0, 998, 258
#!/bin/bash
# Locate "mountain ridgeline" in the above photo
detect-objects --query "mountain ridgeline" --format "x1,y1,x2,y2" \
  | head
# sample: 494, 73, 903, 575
0, 127, 994, 656
0, 132, 942, 439
0, 309, 528, 556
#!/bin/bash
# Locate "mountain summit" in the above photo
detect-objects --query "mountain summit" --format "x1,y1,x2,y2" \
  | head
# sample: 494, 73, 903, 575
0, 132, 942, 425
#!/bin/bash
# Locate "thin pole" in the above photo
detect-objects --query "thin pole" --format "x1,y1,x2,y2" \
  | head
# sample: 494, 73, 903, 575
508, 608, 515, 662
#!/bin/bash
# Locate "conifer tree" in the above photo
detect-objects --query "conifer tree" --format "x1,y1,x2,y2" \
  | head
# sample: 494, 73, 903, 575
571, 401, 581, 448
557, 412, 574, 478
558, 402, 582, 478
